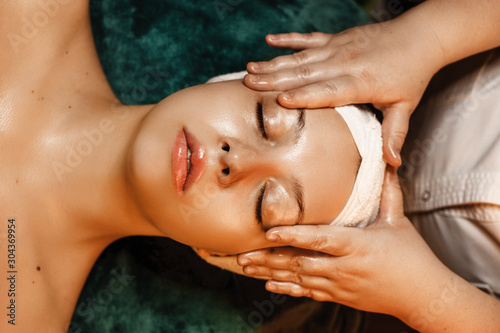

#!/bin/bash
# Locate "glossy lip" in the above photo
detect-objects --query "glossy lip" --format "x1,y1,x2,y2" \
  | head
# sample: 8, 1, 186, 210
172, 129, 206, 195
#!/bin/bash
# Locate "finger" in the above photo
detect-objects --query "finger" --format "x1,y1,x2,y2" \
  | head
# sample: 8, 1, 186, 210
377, 166, 405, 223
254, 269, 333, 290
247, 48, 328, 74
245, 62, 338, 91
266, 280, 333, 302
240, 251, 333, 275
265, 225, 362, 256
378, 105, 412, 167
276, 76, 366, 109
265, 32, 330, 50
238, 247, 324, 266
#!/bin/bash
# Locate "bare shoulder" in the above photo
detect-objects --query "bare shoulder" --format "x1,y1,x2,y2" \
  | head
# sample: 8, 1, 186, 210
0, 215, 81, 333
0, 0, 91, 64
0, 0, 112, 111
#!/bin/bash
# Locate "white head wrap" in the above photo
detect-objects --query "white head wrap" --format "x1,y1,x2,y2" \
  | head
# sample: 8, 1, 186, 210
207, 72, 385, 228
332, 105, 385, 227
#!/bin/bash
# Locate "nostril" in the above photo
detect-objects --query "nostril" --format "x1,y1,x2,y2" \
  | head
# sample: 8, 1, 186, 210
222, 144, 230, 152
222, 167, 230, 176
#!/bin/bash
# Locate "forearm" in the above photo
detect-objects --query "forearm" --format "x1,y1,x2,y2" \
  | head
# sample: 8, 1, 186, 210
396, 0, 500, 69
401, 271, 500, 332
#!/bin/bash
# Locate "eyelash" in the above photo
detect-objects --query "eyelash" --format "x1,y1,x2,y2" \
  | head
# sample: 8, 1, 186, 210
256, 102, 268, 140
256, 182, 267, 225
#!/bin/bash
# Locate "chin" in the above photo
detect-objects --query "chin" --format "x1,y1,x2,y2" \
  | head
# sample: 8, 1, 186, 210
126, 122, 175, 226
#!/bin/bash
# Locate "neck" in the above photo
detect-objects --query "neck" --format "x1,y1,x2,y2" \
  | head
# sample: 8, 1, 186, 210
53, 101, 164, 252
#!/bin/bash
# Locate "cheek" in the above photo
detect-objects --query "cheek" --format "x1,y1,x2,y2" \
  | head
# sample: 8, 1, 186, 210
166, 189, 268, 253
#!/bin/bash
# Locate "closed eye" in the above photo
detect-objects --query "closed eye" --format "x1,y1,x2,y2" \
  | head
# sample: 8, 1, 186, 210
256, 102, 267, 140
255, 182, 267, 225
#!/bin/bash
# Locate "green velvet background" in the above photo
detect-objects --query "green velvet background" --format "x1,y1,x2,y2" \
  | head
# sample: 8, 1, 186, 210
69, 1, 370, 332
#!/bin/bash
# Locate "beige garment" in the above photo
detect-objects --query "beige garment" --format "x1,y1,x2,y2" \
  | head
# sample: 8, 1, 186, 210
400, 48, 500, 297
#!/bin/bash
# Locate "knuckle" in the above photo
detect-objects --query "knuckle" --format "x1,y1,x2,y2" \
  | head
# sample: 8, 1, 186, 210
336, 268, 354, 282
294, 65, 311, 81
302, 288, 314, 298
260, 254, 273, 266
341, 47, 361, 61
289, 256, 303, 271
332, 265, 344, 278
393, 130, 408, 141
292, 51, 309, 66
385, 127, 408, 146
301, 32, 314, 41
318, 81, 338, 97
310, 234, 330, 252
267, 59, 278, 71
270, 270, 281, 280
334, 263, 358, 284
356, 69, 374, 92
291, 272, 303, 284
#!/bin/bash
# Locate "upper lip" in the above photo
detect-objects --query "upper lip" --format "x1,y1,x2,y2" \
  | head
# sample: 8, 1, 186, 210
172, 129, 206, 195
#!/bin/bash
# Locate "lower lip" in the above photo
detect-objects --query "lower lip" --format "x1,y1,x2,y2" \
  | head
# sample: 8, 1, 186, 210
172, 129, 206, 195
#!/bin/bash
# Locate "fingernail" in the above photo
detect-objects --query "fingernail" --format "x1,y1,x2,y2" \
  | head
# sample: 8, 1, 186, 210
280, 92, 294, 102
239, 258, 252, 266
266, 232, 281, 242
244, 266, 257, 275
267, 34, 276, 42
391, 146, 402, 166
267, 282, 277, 291
249, 62, 261, 71
396, 150, 402, 167
248, 75, 261, 84
388, 143, 398, 161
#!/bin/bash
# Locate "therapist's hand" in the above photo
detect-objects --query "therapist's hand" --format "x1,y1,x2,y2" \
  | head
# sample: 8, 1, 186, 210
237, 167, 453, 323
244, 24, 444, 167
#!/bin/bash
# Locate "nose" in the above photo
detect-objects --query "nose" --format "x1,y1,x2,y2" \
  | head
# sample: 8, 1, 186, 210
218, 139, 276, 185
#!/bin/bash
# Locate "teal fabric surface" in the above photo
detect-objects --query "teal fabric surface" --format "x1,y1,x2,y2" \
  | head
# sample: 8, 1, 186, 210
70, 1, 370, 332
90, 0, 369, 103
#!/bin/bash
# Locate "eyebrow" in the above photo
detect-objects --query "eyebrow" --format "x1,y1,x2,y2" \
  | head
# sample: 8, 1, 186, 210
294, 108, 306, 144
287, 109, 306, 227
291, 176, 305, 225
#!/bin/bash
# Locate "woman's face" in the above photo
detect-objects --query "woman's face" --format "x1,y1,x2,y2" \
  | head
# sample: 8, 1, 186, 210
129, 80, 359, 254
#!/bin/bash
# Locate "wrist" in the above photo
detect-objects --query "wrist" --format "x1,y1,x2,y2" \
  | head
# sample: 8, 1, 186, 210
400, 272, 500, 332
388, 4, 447, 75
399, 272, 464, 331
399, 0, 500, 68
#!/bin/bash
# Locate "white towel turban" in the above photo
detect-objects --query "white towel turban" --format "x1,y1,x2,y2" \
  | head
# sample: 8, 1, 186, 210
332, 105, 385, 227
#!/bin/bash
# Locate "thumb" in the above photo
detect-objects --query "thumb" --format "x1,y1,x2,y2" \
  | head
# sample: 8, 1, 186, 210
376, 165, 405, 225
378, 105, 412, 167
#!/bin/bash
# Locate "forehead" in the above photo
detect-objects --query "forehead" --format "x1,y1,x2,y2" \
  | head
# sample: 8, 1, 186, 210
294, 108, 359, 225
170, 80, 256, 106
